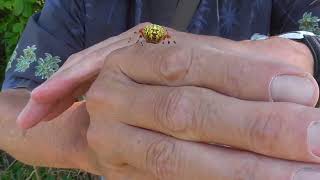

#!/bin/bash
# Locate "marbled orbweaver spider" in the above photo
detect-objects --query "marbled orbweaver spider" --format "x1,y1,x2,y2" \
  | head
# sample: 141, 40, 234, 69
131, 24, 176, 45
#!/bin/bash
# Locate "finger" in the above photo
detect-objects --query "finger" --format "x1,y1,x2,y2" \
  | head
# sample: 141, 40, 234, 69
16, 99, 54, 129
17, 30, 138, 129
16, 96, 75, 129
32, 22, 150, 103
108, 34, 319, 106
54, 22, 150, 73
42, 96, 76, 122
41, 80, 93, 122
92, 71, 320, 163
100, 122, 320, 180
17, 79, 93, 129
31, 37, 134, 104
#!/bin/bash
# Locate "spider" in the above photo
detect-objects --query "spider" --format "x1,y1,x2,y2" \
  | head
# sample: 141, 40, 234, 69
130, 24, 176, 46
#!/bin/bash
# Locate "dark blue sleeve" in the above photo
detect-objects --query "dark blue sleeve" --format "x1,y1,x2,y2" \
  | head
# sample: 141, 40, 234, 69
271, 0, 320, 35
2, 0, 85, 91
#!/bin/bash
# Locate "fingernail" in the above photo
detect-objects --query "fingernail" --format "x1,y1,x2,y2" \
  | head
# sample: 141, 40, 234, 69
308, 121, 320, 157
270, 75, 316, 105
293, 168, 320, 180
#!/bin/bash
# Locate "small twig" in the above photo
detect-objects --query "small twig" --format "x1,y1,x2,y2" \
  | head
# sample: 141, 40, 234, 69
33, 166, 41, 180
25, 169, 35, 180
5, 159, 17, 171
77, 169, 82, 176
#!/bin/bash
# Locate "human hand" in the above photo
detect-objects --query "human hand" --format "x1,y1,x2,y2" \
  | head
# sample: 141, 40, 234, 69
84, 38, 320, 179
0, 89, 156, 179
0, 89, 98, 173
17, 24, 319, 129
15, 23, 149, 129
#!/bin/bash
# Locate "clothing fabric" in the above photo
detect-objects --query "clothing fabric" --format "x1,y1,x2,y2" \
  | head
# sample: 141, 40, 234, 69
3, 0, 320, 90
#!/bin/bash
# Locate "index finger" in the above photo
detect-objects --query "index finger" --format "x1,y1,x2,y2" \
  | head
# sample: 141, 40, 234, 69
108, 29, 319, 106
30, 23, 150, 104
16, 28, 141, 129
98, 122, 320, 180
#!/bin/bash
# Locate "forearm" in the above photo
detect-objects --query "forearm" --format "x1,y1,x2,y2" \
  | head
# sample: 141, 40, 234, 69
0, 89, 99, 174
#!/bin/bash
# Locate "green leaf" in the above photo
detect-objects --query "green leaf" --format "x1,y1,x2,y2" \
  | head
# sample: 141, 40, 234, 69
3, 32, 14, 38
2, 2, 13, 10
13, 0, 24, 15
12, 22, 24, 33
22, 3, 33, 17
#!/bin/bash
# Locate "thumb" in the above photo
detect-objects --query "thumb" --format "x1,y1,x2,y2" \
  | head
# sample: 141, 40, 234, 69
16, 95, 75, 129
16, 99, 54, 129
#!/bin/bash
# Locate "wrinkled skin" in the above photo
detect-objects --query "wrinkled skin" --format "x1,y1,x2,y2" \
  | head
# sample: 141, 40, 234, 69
16, 24, 320, 179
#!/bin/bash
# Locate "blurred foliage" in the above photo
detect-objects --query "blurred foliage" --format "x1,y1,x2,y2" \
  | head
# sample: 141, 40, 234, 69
299, 12, 320, 35
0, 0, 44, 83
0, 1, 97, 179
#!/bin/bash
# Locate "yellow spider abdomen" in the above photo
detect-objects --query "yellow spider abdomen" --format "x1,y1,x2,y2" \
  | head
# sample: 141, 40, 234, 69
143, 24, 167, 44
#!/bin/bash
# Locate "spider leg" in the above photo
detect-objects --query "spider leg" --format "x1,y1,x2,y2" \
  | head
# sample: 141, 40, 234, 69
135, 35, 145, 46
163, 34, 176, 45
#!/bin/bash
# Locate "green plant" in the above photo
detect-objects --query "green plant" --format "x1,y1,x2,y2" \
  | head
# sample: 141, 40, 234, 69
298, 12, 320, 35
0, 0, 44, 83
0, 152, 97, 180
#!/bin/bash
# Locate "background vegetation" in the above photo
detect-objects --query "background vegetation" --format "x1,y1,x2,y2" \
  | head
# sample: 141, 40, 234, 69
0, 0, 97, 179
0, 0, 44, 83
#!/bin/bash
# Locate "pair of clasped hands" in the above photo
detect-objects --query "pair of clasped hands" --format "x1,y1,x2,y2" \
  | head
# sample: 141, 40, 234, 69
16, 23, 320, 179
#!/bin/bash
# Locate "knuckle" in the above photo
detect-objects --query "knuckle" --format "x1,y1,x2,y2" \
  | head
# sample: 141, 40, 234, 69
104, 46, 131, 67
223, 60, 251, 97
87, 121, 121, 152
156, 88, 195, 134
86, 79, 114, 113
86, 68, 121, 105
87, 121, 117, 151
247, 105, 288, 153
87, 123, 100, 149
87, 122, 124, 170
157, 47, 193, 83
86, 80, 104, 104
104, 48, 123, 64
86, 83, 119, 116
146, 138, 180, 179
68, 52, 82, 61
90, 50, 104, 60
